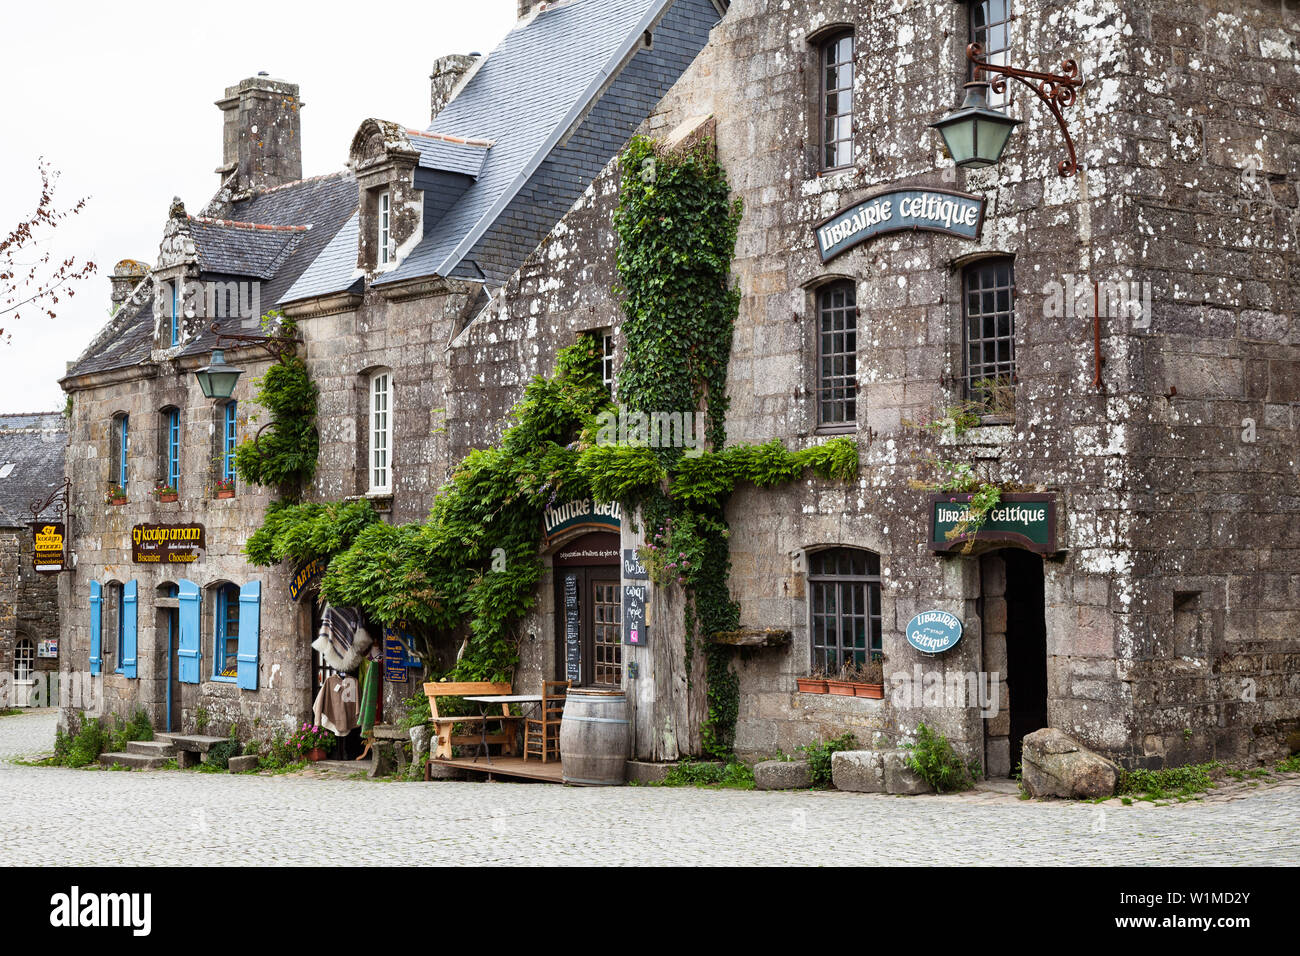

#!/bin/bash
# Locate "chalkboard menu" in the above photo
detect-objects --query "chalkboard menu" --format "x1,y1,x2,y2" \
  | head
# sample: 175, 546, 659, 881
623, 548, 648, 580
382, 627, 408, 683
623, 583, 647, 646
564, 574, 581, 683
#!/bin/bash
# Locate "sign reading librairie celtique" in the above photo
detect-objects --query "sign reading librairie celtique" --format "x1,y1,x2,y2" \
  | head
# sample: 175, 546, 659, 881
131, 522, 206, 564
928, 493, 1057, 554
814, 188, 985, 262
905, 609, 963, 654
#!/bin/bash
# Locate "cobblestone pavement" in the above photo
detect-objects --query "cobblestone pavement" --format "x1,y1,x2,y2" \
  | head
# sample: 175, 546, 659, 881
4, 710, 1298, 865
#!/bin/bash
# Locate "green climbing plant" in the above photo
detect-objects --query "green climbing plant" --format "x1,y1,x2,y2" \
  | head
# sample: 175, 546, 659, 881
233, 313, 319, 499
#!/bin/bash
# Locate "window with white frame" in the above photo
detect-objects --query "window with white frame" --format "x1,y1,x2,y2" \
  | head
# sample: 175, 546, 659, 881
601, 332, 615, 394
14, 637, 34, 683
378, 191, 392, 266
369, 370, 392, 493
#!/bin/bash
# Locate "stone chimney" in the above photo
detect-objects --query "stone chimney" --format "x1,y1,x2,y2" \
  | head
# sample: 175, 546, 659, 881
518, 0, 547, 19
430, 54, 479, 122
215, 74, 303, 193
110, 260, 149, 311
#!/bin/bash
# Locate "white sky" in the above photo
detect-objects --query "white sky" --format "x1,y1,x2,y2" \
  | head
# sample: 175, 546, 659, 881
0, 0, 517, 413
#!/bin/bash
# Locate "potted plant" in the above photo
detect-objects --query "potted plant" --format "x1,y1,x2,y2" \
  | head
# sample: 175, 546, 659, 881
288, 722, 332, 761
797, 666, 829, 695
152, 482, 178, 503
826, 665, 858, 696
105, 485, 127, 506
214, 476, 235, 499
846, 657, 886, 699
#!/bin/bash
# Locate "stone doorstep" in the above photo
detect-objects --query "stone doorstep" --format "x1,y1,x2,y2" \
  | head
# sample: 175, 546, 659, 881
98, 752, 170, 770
155, 734, 229, 752
125, 739, 176, 757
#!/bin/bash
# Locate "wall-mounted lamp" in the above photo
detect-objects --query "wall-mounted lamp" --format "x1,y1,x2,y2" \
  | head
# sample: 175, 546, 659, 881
931, 43, 1085, 177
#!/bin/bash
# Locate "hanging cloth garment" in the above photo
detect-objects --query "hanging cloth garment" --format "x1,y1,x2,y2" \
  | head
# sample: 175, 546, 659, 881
357, 658, 379, 741
312, 673, 360, 735
312, 604, 373, 674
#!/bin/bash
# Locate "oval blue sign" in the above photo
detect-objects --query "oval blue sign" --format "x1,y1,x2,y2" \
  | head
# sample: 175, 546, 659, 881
905, 609, 963, 654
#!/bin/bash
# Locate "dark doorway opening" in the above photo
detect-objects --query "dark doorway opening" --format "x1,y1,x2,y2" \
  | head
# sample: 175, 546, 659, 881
551, 532, 622, 688
1003, 548, 1048, 773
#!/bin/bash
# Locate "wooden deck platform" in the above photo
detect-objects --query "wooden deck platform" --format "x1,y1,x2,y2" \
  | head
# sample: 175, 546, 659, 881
431, 756, 565, 784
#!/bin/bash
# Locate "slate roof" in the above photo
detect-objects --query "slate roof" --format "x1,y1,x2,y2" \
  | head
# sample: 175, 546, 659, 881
409, 132, 491, 179
0, 413, 67, 526
190, 218, 307, 279
64, 171, 357, 379
282, 213, 362, 303
376, 0, 679, 287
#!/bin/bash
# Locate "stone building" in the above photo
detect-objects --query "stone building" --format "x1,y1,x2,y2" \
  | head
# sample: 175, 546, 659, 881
58, 0, 723, 743
60, 0, 1299, 773
0, 413, 67, 706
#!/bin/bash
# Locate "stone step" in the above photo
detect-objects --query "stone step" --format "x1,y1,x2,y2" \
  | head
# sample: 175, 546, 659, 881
126, 739, 176, 757
99, 752, 170, 770
158, 734, 229, 752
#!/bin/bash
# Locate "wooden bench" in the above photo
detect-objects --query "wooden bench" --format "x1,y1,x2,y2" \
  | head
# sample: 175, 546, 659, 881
423, 681, 523, 761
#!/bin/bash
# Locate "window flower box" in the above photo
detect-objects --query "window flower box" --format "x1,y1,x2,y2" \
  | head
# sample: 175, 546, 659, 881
826, 679, 857, 697
853, 683, 885, 699
105, 486, 127, 506
153, 483, 178, 503
214, 477, 235, 499
796, 677, 828, 694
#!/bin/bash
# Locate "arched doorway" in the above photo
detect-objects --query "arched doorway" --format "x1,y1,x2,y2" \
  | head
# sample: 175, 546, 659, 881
551, 531, 622, 688
981, 548, 1047, 776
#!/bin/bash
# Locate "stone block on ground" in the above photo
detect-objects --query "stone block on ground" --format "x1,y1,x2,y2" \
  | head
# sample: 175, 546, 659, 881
754, 758, 811, 790
227, 754, 259, 773
1021, 728, 1119, 799
882, 751, 934, 794
831, 750, 885, 792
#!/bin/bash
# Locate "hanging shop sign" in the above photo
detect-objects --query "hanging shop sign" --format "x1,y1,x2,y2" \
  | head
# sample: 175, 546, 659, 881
382, 626, 412, 683
542, 498, 620, 544
289, 556, 329, 602
623, 548, 649, 580
623, 583, 648, 646
929, 492, 1057, 554
905, 609, 964, 654
814, 188, 985, 262
131, 522, 206, 564
31, 522, 65, 574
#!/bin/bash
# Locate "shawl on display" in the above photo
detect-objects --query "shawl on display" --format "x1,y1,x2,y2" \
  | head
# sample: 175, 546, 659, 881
312, 604, 373, 674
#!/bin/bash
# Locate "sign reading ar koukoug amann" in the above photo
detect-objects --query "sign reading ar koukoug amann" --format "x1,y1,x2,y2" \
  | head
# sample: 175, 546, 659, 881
815, 188, 985, 262
131, 523, 206, 564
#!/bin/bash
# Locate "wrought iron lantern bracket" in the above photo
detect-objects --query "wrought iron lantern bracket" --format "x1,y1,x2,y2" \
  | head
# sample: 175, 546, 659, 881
966, 42, 1084, 177
208, 321, 303, 360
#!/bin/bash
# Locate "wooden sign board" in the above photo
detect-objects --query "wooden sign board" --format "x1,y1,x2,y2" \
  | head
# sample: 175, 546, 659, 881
31, 521, 65, 574
131, 523, 206, 564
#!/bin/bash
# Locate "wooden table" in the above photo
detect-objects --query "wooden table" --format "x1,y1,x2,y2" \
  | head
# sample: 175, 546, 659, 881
463, 695, 544, 765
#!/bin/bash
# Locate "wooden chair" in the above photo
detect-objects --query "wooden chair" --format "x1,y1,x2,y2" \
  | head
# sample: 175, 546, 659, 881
523, 681, 569, 763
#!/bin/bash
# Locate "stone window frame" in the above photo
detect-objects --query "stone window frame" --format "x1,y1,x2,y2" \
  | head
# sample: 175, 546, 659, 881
814, 26, 855, 174
158, 405, 182, 491
103, 579, 125, 675
109, 411, 130, 493
815, 279, 859, 432
209, 399, 238, 496
805, 546, 883, 674
367, 367, 394, 495
13, 635, 35, 685
800, 274, 860, 436
967, 0, 1014, 108
958, 254, 1017, 422
378, 190, 393, 268
208, 580, 241, 683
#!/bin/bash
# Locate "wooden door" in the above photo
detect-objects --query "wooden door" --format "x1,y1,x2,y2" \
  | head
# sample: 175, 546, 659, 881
588, 574, 622, 687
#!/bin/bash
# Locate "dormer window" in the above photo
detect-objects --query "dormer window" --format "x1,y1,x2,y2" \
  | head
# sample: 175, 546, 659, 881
379, 191, 393, 266
170, 281, 180, 346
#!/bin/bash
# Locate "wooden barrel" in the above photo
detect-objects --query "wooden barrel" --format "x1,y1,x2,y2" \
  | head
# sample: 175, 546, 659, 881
560, 688, 630, 786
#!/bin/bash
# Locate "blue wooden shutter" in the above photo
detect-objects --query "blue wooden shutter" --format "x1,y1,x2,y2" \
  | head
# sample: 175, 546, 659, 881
236, 581, 261, 690
122, 580, 138, 678
178, 579, 201, 684
88, 581, 102, 675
